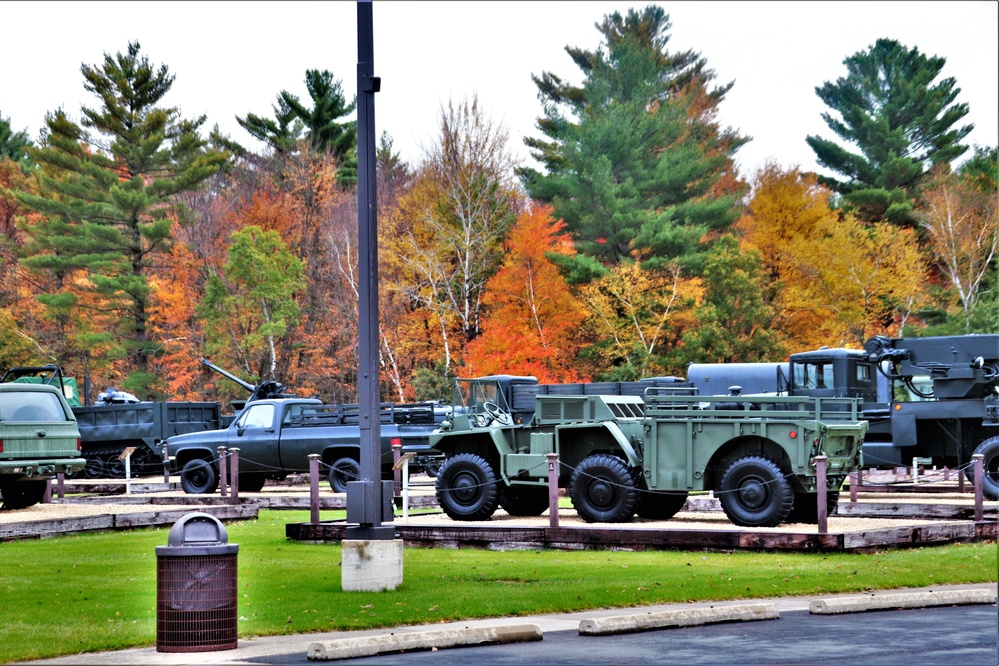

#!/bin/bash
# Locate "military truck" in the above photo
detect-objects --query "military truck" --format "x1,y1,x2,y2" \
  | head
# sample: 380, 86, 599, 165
429, 375, 868, 527
0, 382, 86, 509
687, 334, 999, 499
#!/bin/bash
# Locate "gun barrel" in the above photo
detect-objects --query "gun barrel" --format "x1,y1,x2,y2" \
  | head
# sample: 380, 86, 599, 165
199, 358, 255, 393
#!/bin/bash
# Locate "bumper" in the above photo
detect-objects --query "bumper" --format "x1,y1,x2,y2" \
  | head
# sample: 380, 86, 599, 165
0, 457, 86, 478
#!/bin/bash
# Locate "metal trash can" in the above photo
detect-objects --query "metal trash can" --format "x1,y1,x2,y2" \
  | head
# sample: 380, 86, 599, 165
156, 512, 239, 652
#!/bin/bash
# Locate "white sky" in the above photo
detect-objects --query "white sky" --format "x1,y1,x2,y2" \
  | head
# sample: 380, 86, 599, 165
2, 1, 997, 181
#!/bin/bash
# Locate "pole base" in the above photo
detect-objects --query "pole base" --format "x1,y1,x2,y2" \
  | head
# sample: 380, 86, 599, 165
341, 539, 403, 591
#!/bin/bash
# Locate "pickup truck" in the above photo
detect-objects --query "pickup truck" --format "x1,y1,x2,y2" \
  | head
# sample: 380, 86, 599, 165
0, 383, 86, 509
165, 397, 449, 494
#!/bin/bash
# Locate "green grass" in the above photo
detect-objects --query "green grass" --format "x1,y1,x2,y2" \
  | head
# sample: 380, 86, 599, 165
0, 509, 995, 663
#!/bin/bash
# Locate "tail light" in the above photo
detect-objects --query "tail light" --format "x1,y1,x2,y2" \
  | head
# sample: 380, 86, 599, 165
77, 438, 82, 451
390, 437, 402, 446
0, 440, 4, 454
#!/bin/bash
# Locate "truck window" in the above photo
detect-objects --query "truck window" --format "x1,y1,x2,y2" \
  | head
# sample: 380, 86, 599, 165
793, 362, 834, 389
856, 364, 871, 382
236, 403, 274, 429
0, 391, 66, 422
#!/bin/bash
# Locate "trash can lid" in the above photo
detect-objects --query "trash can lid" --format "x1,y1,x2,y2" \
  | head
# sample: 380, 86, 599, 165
166, 512, 229, 547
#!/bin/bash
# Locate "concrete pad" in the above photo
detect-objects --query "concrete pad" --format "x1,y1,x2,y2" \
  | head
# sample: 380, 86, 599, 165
578, 603, 779, 636
809, 588, 997, 614
341, 539, 403, 591
307, 623, 543, 660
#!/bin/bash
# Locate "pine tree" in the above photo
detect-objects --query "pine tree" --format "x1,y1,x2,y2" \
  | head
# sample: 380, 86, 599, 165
806, 38, 973, 225
519, 5, 747, 280
0, 112, 33, 172
16, 42, 229, 395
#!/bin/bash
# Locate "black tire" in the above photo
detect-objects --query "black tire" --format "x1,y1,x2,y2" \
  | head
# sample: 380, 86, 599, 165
435, 453, 500, 521
180, 459, 218, 494
425, 461, 442, 478
718, 456, 793, 527
636, 490, 689, 520
0, 478, 47, 510
237, 475, 266, 493
328, 457, 361, 493
499, 484, 550, 516
569, 454, 639, 523
968, 437, 999, 501
82, 457, 105, 479
784, 491, 840, 524
107, 456, 126, 479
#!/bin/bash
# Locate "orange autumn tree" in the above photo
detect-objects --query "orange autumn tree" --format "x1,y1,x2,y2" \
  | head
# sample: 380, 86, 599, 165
464, 205, 589, 382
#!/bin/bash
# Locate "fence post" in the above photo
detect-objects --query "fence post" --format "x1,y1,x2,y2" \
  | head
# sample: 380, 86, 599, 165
972, 454, 984, 522
959, 468, 966, 493
815, 455, 828, 535
547, 453, 560, 529
56, 472, 65, 499
912, 457, 919, 485
229, 448, 239, 505
308, 454, 320, 524
162, 443, 170, 484
42, 477, 52, 504
849, 471, 857, 503
124, 449, 132, 495
218, 446, 228, 499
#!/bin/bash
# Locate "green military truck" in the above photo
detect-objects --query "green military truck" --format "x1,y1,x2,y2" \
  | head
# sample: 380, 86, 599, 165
0, 383, 85, 509
429, 376, 868, 528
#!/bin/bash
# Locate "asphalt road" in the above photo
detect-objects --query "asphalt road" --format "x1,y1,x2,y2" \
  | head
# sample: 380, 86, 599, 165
251, 605, 999, 665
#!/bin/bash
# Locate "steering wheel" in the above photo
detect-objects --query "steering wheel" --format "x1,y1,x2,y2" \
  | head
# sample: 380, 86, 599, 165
482, 401, 511, 425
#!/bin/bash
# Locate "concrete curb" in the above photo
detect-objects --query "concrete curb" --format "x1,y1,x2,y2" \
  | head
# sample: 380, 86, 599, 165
809, 588, 997, 614
306, 623, 543, 661
578, 603, 780, 636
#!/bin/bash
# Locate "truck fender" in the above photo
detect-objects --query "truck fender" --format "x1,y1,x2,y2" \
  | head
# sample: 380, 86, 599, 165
557, 422, 641, 468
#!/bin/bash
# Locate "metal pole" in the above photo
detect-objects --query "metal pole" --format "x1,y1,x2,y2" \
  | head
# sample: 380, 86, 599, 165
392, 442, 402, 499
309, 454, 320, 524
547, 453, 560, 529
162, 444, 170, 484
124, 450, 132, 495
229, 448, 240, 505
219, 446, 228, 499
347, 0, 391, 540
402, 456, 410, 522
815, 455, 828, 534
972, 454, 984, 522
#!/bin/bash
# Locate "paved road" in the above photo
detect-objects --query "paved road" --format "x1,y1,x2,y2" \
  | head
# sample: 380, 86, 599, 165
251, 605, 999, 665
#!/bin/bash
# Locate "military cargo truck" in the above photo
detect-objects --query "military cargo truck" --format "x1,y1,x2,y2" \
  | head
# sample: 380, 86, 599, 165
429, 375, 868, 528
0, 383, 85, 509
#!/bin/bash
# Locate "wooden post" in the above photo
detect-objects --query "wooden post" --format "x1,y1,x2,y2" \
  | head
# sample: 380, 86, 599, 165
162, 443, 170, 484
857, 467, 863, 488
42, 478, 52, 504
849, 471, 857, 503
972, 454, 984, 522
959, 468, 966, 493
56, 472, 65, 499
218, 446, 228, 498
229, 448, 239, 505
547, 453, 559, 529
815, 455, 828, 535
309, 454, 320, 524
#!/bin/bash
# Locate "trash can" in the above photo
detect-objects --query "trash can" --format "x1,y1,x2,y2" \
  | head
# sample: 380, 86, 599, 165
156, 512, 239, 652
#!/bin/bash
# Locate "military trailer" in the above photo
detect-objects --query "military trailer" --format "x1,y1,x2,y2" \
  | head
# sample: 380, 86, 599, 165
429, 375, 868, 528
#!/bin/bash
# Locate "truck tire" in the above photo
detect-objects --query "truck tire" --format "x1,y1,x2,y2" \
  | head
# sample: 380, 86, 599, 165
499, 484, 550, 516
237, 475, 267, 493
180, 459, 218, 494
435, 453, 500, 521
718, 456, 793, 527
784, 491, 840, 524
569, 454, 639, 523
0, 478, 47, 510
328, 457, 361, 493
636, 490, 688, 520
969, 437, 999, 501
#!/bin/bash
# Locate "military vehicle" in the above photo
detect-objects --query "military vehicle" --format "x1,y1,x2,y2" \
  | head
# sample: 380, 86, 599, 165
687, 334, 999, 498
0, 382, 85, 509
429, 375, 868, 527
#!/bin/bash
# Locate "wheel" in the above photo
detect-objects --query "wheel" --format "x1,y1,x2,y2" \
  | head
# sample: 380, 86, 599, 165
784, 491, 840, 524
237, 475, 266, 493
0, 478, 47, 510
82, 456, 106, 479
718, 456, 793, 527
482, 401, 511, 425
569, 454, 639, 523
106, 457, 126, 478
435, 452, 500, 521
180, 459, 218, 494
635, 490, 688, 520
499, 484, 550, 516
968, 437, 999, 501
328, 457, 361, 493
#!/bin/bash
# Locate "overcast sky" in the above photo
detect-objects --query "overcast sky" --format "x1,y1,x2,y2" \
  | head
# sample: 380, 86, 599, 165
3, 1, 997, 181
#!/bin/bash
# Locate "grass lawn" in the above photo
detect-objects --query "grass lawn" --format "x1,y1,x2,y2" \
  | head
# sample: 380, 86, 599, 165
0, 509, 995, 662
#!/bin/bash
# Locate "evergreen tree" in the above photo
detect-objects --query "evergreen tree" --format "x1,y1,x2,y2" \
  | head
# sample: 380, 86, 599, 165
0, 111, 33, 172
806, 38, 973, 225
16, 42, 229, 395
519, 5, 747, 280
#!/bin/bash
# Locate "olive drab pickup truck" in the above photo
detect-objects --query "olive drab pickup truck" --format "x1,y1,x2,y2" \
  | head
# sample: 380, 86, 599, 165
429, 375, 868, 528
0, 383, 85, 509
